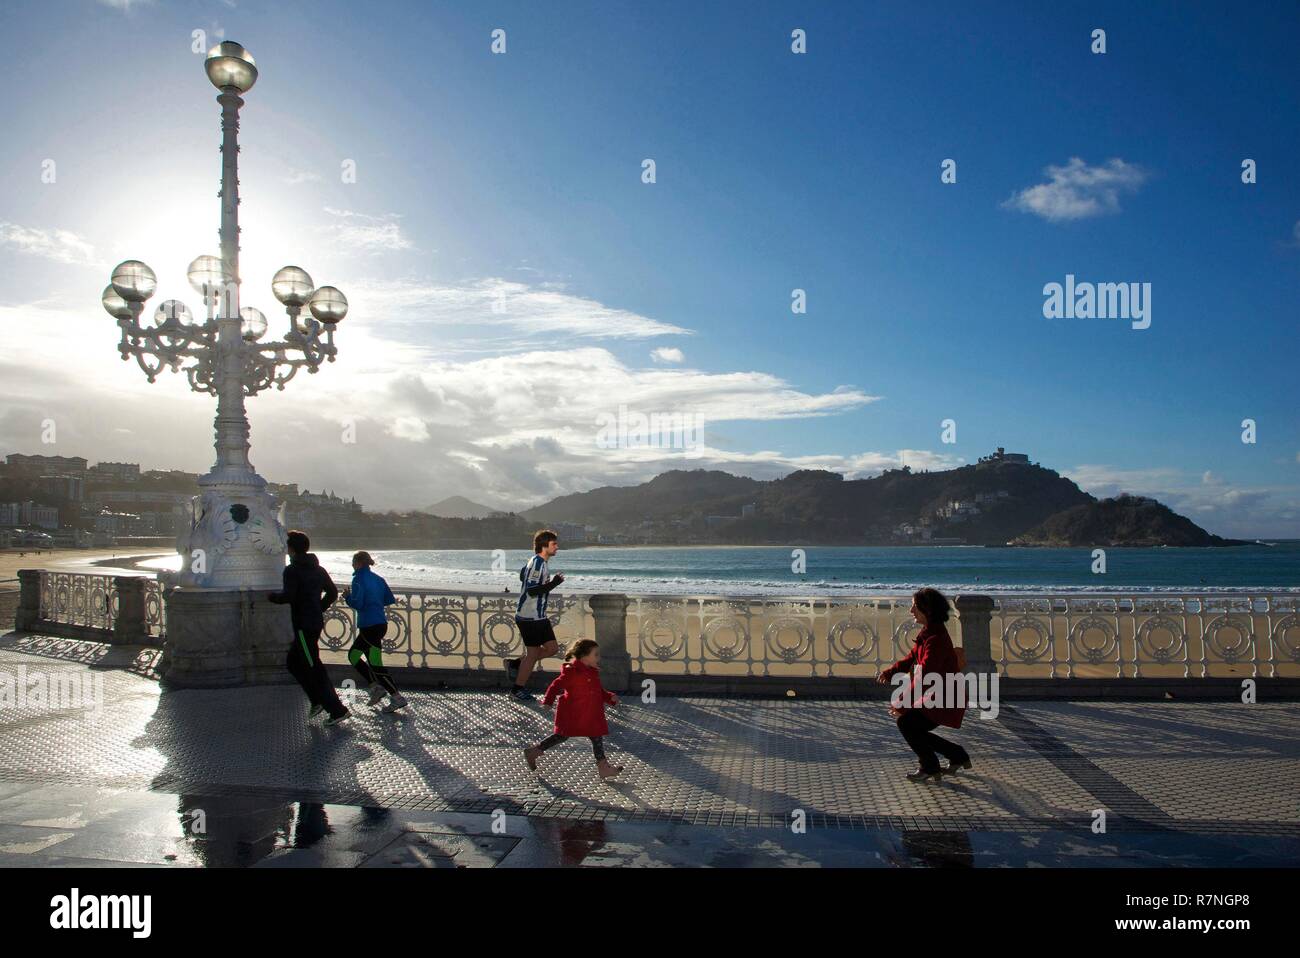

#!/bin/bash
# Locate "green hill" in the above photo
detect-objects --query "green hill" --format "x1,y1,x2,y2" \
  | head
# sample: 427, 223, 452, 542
1012, 494, 1247, 547
520, 458, 1238, 547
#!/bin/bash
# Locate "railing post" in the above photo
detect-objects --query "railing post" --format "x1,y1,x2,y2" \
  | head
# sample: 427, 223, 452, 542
15, 569, 42, 632
589, 593, 631, 692
955, 594, 996, 673
113, 576, 148, 644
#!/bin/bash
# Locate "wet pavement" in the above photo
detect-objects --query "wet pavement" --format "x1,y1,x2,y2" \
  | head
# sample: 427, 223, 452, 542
1, 633, 1298, 867
0, 782, 1295, 867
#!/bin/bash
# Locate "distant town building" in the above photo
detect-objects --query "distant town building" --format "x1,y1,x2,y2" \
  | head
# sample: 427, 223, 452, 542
94, 510, 148, 537
91, 490, 191, 535
51, 528, 96, 548
6, 453, 88, 476
298, 489, 362, 512
937, 500, 981, 519
38, 474, 85, 502
90, 461, 140, 482
895, 523, 934, 542
142, 469, 202, 485
283, 488, 362, 530
0, 501, 60, 529
5, 527, 55, 546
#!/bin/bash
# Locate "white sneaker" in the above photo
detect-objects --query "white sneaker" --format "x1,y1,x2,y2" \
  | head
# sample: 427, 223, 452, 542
382, 693, 408, 713
367, 683, 387, 707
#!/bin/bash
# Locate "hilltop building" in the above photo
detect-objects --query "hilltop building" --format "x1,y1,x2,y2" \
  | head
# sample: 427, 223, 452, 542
978, 447, 1030, 465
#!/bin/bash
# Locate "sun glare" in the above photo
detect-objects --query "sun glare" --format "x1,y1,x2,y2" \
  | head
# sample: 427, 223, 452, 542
102, 176, 329, 336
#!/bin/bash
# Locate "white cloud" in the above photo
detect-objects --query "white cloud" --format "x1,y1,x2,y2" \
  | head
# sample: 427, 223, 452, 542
1069, 463, 1297, 539
349, 276, 692, 341
0, 222, 102, 268
0, 297, 881, 510
321, 208, 413, 253
283, 167, 322, 186
1004, 158, 1148, 222
388, 416, 429, 442
651, 347, 684, 363
1069, 463, 1190, 498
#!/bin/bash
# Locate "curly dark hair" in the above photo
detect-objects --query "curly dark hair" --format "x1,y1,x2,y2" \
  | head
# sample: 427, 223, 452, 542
533, 529, 558, 553
912, 587, 950, 625
564, 639, 599, 661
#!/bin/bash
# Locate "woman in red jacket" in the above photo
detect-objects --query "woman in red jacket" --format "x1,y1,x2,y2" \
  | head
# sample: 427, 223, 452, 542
877, 587, 972, 783
524, 639, 624, 780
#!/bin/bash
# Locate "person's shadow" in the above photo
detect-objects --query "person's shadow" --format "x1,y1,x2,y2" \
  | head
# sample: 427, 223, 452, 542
131, 678, 382, 865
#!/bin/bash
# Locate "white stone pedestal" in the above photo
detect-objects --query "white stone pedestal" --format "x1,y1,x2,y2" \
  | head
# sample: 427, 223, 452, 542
161, 586, 294, 687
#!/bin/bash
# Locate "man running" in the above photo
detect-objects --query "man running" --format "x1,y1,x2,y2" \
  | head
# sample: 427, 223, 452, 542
506, 529, 565, 702
269, 529, 349, 725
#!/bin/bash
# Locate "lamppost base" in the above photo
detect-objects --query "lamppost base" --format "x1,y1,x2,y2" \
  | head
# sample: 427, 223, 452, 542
160, 586, 293, 687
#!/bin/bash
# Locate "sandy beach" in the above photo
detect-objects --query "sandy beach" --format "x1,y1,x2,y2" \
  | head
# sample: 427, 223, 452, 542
0, 548, 166, 584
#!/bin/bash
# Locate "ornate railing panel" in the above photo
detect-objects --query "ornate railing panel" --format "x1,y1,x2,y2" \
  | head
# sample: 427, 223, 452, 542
38, 572, 116, 632
319, 592, 591, 674
142, 579, 167, 639
625, 595, 933, 678
991, 595, 1300, 678
29, 571, 164, 644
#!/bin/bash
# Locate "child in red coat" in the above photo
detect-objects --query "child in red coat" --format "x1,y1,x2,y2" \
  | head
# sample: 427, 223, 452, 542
524, 638, 624, 780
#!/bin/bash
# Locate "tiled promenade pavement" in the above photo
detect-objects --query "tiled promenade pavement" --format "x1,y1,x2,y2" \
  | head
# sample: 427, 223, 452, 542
1, 634, 1298, 867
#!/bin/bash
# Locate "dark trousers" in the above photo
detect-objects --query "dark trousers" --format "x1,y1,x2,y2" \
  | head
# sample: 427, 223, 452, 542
286, 626, 347, 719
896, 709, 968, 773
349, 622, 398, 695
537, 733, 606, 762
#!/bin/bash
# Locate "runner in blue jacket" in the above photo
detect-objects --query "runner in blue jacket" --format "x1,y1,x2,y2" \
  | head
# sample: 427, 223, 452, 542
345, 551, 406, 712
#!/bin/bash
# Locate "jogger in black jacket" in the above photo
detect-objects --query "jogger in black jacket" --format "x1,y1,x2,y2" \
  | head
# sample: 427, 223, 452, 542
269, 530, 349, 724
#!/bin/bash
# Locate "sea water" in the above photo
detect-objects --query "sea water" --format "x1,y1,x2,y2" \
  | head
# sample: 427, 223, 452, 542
310, 542, 1300, 596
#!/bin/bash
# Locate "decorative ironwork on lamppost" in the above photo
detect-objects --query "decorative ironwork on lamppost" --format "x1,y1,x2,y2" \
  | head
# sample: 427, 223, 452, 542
103, 42, 348, 589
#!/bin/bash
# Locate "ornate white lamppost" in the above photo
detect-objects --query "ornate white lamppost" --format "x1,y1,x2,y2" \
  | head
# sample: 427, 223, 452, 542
102, 42, 347, 590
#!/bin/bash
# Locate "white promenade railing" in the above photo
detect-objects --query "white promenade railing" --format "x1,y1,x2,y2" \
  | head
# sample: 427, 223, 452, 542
319, 592, 590, 677
13, 571, 1300, 679
315, 589, 1300, 680
624, 595, 935, 678
992, 594, 1300, 679
30, 571, 166, 642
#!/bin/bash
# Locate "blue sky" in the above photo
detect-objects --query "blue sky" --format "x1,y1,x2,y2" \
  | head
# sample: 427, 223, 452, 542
0, 0, 1297, 536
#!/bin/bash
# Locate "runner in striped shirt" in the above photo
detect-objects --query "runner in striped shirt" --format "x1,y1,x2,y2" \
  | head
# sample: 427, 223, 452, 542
506, 529, 565, 702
